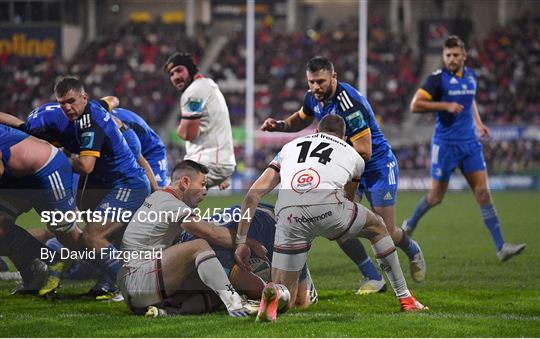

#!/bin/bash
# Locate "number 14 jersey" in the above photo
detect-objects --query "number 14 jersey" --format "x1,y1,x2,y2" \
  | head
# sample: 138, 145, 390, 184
269, 133, 365, 213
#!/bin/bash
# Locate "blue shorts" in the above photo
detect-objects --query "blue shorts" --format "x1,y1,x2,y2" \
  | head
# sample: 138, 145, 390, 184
357, 153, 398, 207
149, 156, 168, 188
90, 177, 150, 224
431, 140, 486, 182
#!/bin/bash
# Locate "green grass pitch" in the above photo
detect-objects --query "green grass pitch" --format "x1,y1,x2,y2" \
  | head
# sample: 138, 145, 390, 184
1, 191, 539, 337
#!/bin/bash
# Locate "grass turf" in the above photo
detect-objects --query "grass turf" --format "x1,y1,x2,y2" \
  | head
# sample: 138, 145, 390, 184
0, 191, 539, 337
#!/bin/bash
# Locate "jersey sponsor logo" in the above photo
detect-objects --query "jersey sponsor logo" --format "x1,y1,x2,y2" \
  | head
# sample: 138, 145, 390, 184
345, 110, 367, 130
187, 97, 203, 112
450, 77, 458, 84
291, 168, 320, 193
448, 89, 476, 96
287, 210, 333, 224
314, 105, 321, 114
81, 131, 95, 149
383, 192, 393, 201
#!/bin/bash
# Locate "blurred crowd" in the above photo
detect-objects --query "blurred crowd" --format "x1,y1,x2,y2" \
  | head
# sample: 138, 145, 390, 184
468, 16, 540, 125
210, 17, 418, 126
0, 16, 538, 177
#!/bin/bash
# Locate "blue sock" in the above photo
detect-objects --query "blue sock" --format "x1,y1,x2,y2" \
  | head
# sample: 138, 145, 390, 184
339, 239, 382, 281
407, 195, 434, 229
481, 205, 504, 251
397, 233, 420, 260
98, 244, 121, 282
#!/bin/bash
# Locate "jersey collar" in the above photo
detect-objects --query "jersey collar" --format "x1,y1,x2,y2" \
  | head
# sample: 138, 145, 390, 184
164, 187, 181, 200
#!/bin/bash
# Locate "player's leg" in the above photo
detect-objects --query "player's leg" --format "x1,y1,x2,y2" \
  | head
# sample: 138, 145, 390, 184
461, 141, 525, 260
342, 181, 385, 293
161, 238, 253, 316
363, 156, 426, 283
403, 142, 455, 235
341, 202, 427, 311
336, 237, 385, 294
295, 265, 318, 308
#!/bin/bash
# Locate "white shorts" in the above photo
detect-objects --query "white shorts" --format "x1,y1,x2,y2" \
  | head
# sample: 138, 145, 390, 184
206, 164, 235, 188
117, 259, 166, 311
272, 200, 369, 271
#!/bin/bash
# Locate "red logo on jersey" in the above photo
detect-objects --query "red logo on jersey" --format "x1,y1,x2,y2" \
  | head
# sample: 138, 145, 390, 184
291, 168, 320, 194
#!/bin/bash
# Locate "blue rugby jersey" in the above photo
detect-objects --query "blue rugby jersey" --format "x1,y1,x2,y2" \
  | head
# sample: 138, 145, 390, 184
110, 108, 167, 166
25, 102, 79, 153
301, 81, 392, 173
420, 67, 478, 144
0, 124, 29, 168
76, 100, 147, 186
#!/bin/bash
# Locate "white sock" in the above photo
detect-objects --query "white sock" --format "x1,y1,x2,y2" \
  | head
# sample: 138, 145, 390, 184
371, 236, 411, 298
195, 250, 243, 310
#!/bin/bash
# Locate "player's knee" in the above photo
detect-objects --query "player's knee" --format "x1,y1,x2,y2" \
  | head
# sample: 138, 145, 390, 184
363, 213, 388, 239
473, 186, 491, 204
427, 191, 444, 205
191, 238, 212, 256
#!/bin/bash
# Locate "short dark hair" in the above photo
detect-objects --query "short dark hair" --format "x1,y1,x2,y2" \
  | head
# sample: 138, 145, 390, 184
164, 52, 199, 76
171, 160, 209, 180
54, 75, 84, 97
306, 56, 334, 73
444, 35, 465, 50
317, 115, 346, 137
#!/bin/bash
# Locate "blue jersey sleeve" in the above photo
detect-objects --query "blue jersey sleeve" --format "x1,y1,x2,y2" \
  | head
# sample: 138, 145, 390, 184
78, 113, 107, 158
420, 70, 443, 101
300, 92, 316, 120
338, 90, 372, 141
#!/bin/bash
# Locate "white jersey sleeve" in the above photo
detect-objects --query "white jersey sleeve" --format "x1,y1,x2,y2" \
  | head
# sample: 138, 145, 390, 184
273, 133, 365, 212
121, 189, 191, 255
180, 77, 236, 167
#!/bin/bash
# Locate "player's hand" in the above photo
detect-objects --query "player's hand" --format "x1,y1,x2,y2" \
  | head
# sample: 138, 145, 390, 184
476, 123, 490, 138
218, 178, 230, 190
261, 118, 282, 132
446, 102, 464, 115
246, 238, 268, 262
234, 243, 252, 271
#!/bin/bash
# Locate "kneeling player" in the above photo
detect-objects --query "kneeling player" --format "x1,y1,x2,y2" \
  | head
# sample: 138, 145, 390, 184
118, 160, 262, 317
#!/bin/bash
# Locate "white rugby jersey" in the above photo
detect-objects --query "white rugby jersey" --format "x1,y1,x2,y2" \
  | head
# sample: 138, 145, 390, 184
180, 76, 236, 167
121, 188, 191, 254
269, 133, 365, 212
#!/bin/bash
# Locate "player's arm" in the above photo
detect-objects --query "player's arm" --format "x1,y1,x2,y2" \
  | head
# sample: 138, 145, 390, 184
472, 100, 490, 138
177, 95, 204, 141
0, 152, 4, 177
410, 73, 463, 114
261, 109, 313, 133
180, 218, 267, 259
344, 181, 359, 202
99, 96, 120, 111
69, 154, 97, 175
235, 167, 280, 270
350, 132, 372, 162
0, 112, 25, 129
138, 155, 159, 192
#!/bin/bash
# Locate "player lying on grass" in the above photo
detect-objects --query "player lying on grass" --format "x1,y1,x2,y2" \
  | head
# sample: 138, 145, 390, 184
0, 124, 81, 295
117, 160, 263, 317
236, 115, 428, 322
178, 203, 318, 308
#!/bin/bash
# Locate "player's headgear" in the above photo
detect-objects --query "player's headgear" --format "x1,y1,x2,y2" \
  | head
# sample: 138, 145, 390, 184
444, 35, 465, 50
164, 52, 199, 77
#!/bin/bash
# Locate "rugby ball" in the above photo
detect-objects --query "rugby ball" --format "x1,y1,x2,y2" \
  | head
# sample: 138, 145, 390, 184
248, 257, 271, 282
